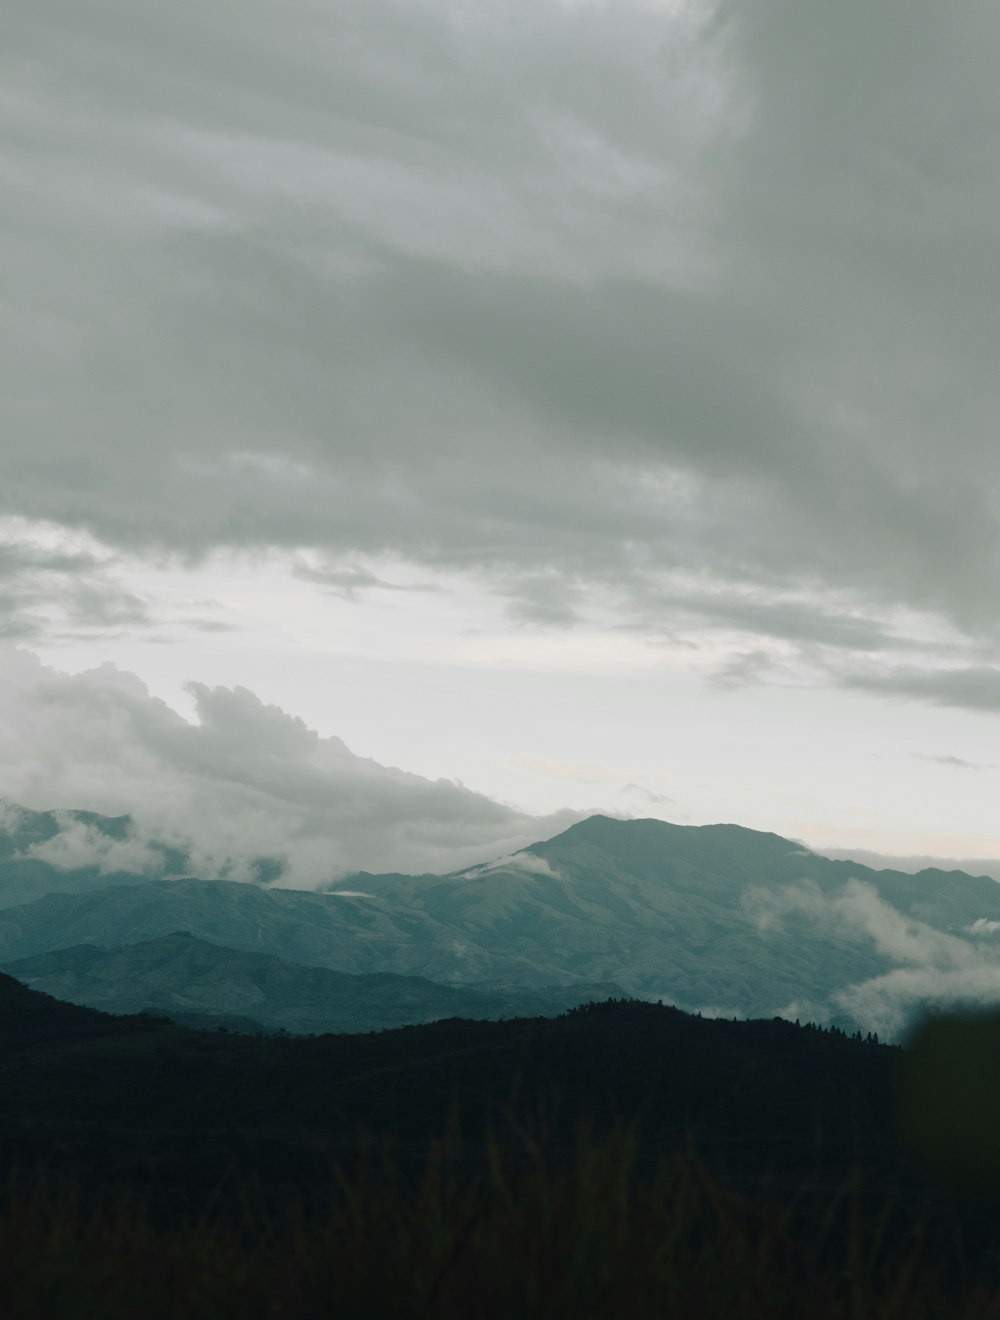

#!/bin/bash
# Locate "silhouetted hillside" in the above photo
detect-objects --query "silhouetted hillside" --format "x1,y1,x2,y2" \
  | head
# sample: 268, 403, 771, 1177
0, 970, 157, 1047
0, 970, 896, 1182
4, 970, 1000, 1319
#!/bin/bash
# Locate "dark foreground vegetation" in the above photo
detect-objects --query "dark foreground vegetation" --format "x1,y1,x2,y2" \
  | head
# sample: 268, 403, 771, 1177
6, 1132, 1000, 1320
1, 973, 999, 1317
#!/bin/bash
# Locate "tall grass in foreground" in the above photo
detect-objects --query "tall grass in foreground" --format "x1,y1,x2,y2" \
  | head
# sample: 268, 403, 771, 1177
0, 1128, 997, 1319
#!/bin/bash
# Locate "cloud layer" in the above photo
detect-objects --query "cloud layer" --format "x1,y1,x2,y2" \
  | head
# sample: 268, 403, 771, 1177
0, 648, 584, 883
749, 876, 1000, 1038
4, 0, 1000, 698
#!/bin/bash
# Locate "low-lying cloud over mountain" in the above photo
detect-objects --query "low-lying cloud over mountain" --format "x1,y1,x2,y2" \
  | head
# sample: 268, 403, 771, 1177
0, 648, 585, 883
746, 876, 1000, 1038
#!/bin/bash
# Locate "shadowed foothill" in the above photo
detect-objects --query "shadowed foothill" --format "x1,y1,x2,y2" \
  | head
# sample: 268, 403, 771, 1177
2, 973, 1000, 1316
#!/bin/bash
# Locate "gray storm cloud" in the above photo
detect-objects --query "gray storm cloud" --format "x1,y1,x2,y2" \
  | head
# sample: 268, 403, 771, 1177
0, 533, 152, 642
0, 648, 586, 883
4, 0, 1000, 691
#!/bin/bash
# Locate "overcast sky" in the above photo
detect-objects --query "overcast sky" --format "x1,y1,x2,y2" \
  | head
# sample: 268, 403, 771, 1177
4, 0, 1000, 882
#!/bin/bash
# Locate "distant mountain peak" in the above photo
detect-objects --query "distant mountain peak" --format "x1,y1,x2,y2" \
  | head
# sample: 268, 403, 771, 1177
536, 813, 809, 855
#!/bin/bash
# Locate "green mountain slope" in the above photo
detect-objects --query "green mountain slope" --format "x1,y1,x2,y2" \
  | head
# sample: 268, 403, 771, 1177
0, 877, 577, 984
2, 932, 624, 1034
338, 815, 1000, 1027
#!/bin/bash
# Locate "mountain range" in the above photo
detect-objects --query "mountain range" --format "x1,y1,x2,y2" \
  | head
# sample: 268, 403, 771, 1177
2, 931, 623, 1034
2, 805, 999, 1037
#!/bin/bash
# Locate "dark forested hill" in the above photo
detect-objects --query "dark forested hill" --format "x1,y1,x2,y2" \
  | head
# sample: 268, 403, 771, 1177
2, 969, 998, 1319
0, 969, 895, 1174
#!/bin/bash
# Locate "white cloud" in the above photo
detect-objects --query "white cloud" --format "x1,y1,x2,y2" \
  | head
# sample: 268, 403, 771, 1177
748, 876, 981, 968
21, 816, 168, 876
0, 647, 587, 884
835, 966, 1000, 1042
747, 875, 1000, 1037
459, 851, 564, 880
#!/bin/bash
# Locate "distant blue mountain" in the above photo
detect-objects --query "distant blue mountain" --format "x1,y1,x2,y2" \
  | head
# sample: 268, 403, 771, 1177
2, 809, 998, 1036
2, 931, 623, 1034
